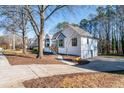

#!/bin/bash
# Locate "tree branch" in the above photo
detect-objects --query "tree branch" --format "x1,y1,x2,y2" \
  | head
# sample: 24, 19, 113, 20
43, 5, 49, 12
45, 5, 66, 21
25, 6, 39, 36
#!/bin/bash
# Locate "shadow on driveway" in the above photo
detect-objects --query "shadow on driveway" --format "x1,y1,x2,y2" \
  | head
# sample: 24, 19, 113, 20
74, 57, 124, 72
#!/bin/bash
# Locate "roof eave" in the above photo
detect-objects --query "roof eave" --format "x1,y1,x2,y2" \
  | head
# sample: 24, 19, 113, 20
81, 35, 99, 39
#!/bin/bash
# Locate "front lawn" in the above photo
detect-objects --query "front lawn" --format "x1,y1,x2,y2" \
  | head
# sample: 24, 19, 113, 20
23, 72, 124, 88
4, 50, 63, 65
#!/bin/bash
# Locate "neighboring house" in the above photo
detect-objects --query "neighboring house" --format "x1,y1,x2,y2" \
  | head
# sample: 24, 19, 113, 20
44, 34, 52, 53
51, 24, 98, 59
30, 34, 52, 53
30, 38, 38, 49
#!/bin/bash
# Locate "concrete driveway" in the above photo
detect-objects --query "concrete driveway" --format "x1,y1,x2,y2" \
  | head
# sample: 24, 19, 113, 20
75, 56, 124, 72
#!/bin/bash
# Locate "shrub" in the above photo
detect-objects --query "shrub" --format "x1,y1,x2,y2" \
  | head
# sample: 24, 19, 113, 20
77, 59, 90, 65
32, 47, 38, 54
74, 57, 90, 65
75, 57, 81, 62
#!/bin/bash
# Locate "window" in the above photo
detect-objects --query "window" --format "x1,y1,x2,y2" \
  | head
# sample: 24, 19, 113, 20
45, 39, 50, 47
72, 38, 77, 46
46, 39, 49, 42
59, 39, 64, 47
87, 38, 89, 44
45, 43, 49, 47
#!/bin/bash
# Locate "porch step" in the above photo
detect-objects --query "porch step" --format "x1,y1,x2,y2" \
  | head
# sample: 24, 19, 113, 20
57, 55, 63, 60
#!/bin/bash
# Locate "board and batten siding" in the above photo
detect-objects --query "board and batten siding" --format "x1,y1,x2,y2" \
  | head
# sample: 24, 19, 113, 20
81, 37, 98, 58
58, 27, 81, 56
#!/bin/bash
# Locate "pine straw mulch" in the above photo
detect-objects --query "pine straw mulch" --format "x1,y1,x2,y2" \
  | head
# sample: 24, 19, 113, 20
5, 53, 64, 65
62, 55, 78, 62
23, 72, 124, 88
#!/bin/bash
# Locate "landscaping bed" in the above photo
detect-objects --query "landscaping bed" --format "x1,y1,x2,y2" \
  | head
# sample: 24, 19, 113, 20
23, 72, 124, 88
63, 55, 78, 62
5, 52, 63, 65
63, 55, 90, 65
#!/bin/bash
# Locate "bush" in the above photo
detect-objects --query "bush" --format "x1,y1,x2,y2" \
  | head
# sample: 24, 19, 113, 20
32, 47, 38, 54
74, 57, 90, 65
77, 59, 90, 65
74, 57, 81, 62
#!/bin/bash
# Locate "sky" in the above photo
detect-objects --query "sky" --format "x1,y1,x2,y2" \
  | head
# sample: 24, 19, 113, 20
46, 6, 97, 34
0, 5, 97, 38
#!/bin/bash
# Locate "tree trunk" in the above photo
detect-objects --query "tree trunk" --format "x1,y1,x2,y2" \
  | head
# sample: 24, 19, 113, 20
106, 19, 110, 54
12, 31, 15, 50
37, 5, 44, 59
37, 34, 43, 58
121, 39, 124, 55
22, 8, 27, 54
121, 31, 124, 55
22, 30, 27, 54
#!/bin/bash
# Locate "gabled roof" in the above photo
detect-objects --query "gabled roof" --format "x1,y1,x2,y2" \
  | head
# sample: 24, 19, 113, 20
68, 25, 93, 38
57, 33, 66, 39
52, 31, 66, 40
45, 34, 53, 39
52, 30, 63, 40
52, 24, 98, 40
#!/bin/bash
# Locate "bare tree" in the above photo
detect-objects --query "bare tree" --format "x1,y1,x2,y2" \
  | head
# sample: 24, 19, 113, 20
25, 5, 65, 58
0, 6, 28, 54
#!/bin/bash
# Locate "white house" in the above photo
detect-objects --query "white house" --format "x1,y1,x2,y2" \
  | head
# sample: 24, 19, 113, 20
44, 34, 52, 53
51, 24, 98, 59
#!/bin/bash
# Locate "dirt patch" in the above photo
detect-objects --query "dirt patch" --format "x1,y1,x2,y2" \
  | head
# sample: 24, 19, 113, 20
23, 72, 124, 88
5, 53, 63, 65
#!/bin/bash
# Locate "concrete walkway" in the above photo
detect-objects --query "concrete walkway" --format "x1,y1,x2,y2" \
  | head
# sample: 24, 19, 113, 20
0, 54, 95, 88
0, 53, 10, 67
